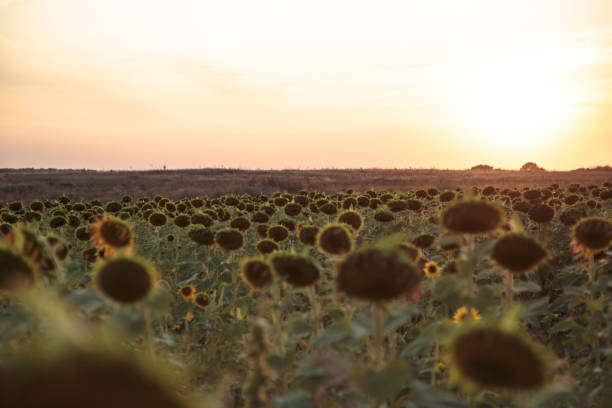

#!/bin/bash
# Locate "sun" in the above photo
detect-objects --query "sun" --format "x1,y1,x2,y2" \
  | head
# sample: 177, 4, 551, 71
458, 50, 580, 152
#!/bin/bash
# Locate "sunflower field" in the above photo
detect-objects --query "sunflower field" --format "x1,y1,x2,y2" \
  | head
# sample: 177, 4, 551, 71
0, 183, 611, 408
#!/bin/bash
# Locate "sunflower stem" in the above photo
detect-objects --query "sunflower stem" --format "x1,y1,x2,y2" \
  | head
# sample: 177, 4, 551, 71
372, 303, 386, 368
505, 270, 514, 308
431, 341, 439, 387
142, 303, 155, 357
307, 285, 321, 334
271, 283, 285, 355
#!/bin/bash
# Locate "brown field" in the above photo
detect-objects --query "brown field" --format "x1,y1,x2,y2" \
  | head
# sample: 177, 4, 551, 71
1, 168, 610, 202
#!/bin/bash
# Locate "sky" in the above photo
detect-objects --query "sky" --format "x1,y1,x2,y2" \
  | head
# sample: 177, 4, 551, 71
1, 0, 611, 170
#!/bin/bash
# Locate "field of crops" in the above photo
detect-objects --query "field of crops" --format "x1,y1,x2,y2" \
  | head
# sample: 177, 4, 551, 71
1, 183, 610, 408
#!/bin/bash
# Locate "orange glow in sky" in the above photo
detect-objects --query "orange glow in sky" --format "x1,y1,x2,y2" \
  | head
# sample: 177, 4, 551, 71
1, 0, 611, 170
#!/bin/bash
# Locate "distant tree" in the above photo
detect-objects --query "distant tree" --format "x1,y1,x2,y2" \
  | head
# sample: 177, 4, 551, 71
520, 162, 545, 171
470, 164, 494, 171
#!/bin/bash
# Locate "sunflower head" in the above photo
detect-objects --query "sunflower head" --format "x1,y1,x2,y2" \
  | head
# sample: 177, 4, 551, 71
194, 292, 210, 308
445, 324, 549, 392
93, 254, 155, 305
442, 200, 502, 234
297, 224, 319, 246
528, 204, 555, 224
179, 284, 196, 301
337, 210, 363, 233
453, 306, 481, 324
316, 224, 353, 256
214, 228, 244, 252
174, 214, 191, 228
91, 215, 134, 254
572, 217, 612, 253
187, 227, 215, 246
412, 234, 436, 249
491, 233, 548, 274
0, 245, 36, 291
336, 246, 421, 302
241, 258, 273, 289
424, 261, 441, 279
270, 252, 320, 288
255, 239, 279, 255
0, 345, 194, 408
148, 212, 168, 228
267, 225, 290, 243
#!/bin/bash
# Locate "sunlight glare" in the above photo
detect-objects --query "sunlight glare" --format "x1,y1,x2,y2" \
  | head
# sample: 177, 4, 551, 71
459, 50, 582, 151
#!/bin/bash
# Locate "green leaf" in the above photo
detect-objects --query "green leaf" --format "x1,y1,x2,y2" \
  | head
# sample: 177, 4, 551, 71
564, 286, 586, 297
549, 318, 575, 334
363, 360, 412, 402
311, 321, 352, 348
512, 280, 541, 294
272, 390, 312, 408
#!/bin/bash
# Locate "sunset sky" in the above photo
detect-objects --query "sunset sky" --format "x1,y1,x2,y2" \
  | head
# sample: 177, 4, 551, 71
1, 0, 611, 170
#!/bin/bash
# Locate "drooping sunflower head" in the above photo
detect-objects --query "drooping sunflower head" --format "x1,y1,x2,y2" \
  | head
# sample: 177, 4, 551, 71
412, 234, 436, 249
270, 252, 320, 288
446, 324, 549, 392
187, 227, 215, 246
0, 345, 195, 408
255, 239, 279, 255
214, 228, 244, 252
336, 246, 421, 302
572, 217, 612, 253
316, 223, 353, 257
267, 225, 290, 243
148, 212, 168, 228
491, 233, 548, 274
442, 200, 502, 234
241, 257, 274, 289
528, 204, 555, 224
91, 215, 134, 254
93, 254, 155, 305
174, 214, 191, 229
0, 245, 36, 291
297, 224, 319, 246
194, 292, 210, 308
337, 210, 363, 233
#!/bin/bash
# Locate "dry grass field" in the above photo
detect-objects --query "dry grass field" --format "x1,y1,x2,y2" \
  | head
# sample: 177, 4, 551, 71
1, 168, 610, 202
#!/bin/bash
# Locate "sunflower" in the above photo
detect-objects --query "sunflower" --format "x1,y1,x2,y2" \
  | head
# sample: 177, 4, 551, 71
91, 215, 134, 254
423, 261, 440, 279
267, 225, 289, 243
0, 245, 36, 291
214, 228, 244, 252
0, 347, 193, 408
572, 217, 612, 253
148, 212, 167, 227
337, 210, 363, 232
255, 239, 279, 255
241, 258, 273, 289
93, 255, 155, 305
442, 200, 502, 234
179, 284, 196, 301
453, 306, 481, 324
187, 227, 215, 246
297, 224, 319, 246
336, 246, 421, 302
316, 224, 353, 256
491, 233, 548, 274
270, 252, 320, 288
446, 325, 548, 391
194, 292, 210, 308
